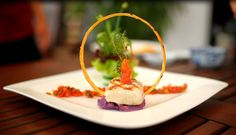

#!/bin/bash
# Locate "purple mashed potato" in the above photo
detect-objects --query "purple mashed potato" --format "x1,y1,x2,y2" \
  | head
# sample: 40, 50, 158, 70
97, 96, 145, 111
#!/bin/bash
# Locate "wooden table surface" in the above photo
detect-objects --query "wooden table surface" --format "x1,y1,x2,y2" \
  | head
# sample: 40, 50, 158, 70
0, 47, 236, 135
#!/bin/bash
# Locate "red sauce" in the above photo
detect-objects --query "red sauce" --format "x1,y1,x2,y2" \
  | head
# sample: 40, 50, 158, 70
144, 83, 187, 94
46, 84, 187, 98
47, 86, 104, 98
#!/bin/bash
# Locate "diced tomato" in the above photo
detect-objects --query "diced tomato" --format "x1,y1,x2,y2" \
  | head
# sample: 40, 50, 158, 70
144, 83, 187, 94
46, 92, 52, 95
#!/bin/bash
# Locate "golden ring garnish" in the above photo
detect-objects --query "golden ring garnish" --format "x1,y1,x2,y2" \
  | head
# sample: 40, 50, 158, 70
79, 13, 166, 95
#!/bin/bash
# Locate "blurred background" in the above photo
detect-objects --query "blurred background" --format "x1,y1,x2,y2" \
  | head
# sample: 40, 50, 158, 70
0, 0, 235, 67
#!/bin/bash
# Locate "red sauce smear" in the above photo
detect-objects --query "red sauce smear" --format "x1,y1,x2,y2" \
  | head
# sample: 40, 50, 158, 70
46, 86, 105, 98
144, 83, 187, 94
46, 84, 187, 98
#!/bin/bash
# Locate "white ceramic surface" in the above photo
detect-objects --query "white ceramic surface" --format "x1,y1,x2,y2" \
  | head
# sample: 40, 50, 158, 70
3, 67, 228, 129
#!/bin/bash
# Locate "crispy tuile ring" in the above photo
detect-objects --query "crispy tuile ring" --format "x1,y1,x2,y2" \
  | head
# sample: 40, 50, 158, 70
79, 13, 166, 95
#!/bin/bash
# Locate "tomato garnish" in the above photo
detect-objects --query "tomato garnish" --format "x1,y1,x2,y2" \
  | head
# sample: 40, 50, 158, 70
48, 86, 102, 98
47, 83, 187, 98
144, 83, 187, 94
120, 59, 132, 84
51, 86, 82, 97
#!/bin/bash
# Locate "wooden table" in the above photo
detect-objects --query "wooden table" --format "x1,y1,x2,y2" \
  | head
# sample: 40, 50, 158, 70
1, 47, 236, 135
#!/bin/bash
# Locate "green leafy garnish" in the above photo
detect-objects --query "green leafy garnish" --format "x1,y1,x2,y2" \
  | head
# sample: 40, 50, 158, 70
96, 31, 131, 58
92, 2, 138, 79
92, 58, 138, 78
92, 59, 121, 77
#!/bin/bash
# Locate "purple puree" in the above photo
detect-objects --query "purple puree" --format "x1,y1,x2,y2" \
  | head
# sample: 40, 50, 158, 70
97, 96, 145, 111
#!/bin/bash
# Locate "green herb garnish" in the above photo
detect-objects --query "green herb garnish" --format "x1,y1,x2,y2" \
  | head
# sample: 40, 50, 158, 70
92, 2, 138, 79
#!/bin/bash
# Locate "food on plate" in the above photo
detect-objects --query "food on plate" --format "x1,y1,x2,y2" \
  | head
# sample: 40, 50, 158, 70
104, 78, 144, 105
144, 83, 187, 94
47, 83, 187, 98
47, 63, 186, 111
97, 96, 145, 112
91, 2, 138, 80
79, 13, 167, 95
98, 59, 145, 111
46, 13, 187, 112
79, 13, 167, 111
47, 86, 102, 98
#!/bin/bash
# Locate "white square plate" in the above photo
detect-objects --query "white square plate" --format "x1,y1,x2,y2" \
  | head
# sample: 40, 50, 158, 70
3, 67, 228, 129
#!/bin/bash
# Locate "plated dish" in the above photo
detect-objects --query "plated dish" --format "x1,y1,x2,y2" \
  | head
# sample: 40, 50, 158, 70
3, 67, 228, 128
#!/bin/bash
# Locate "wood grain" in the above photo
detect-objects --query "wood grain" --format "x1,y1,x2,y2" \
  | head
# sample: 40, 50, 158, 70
191, 99, 236, 126
147, 114, 205, 135
225, 94, 236, 104
185, 121, 227, 135
213, 85, 236, 100
0, 105, 40, 122
1, 117, 64, 134
0, 112, 50, 130
222, 128, 236, 135
0, 95, 26, 106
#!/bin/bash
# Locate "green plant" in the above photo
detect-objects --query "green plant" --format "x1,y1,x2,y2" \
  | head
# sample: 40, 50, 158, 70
91, 2, 138, 79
